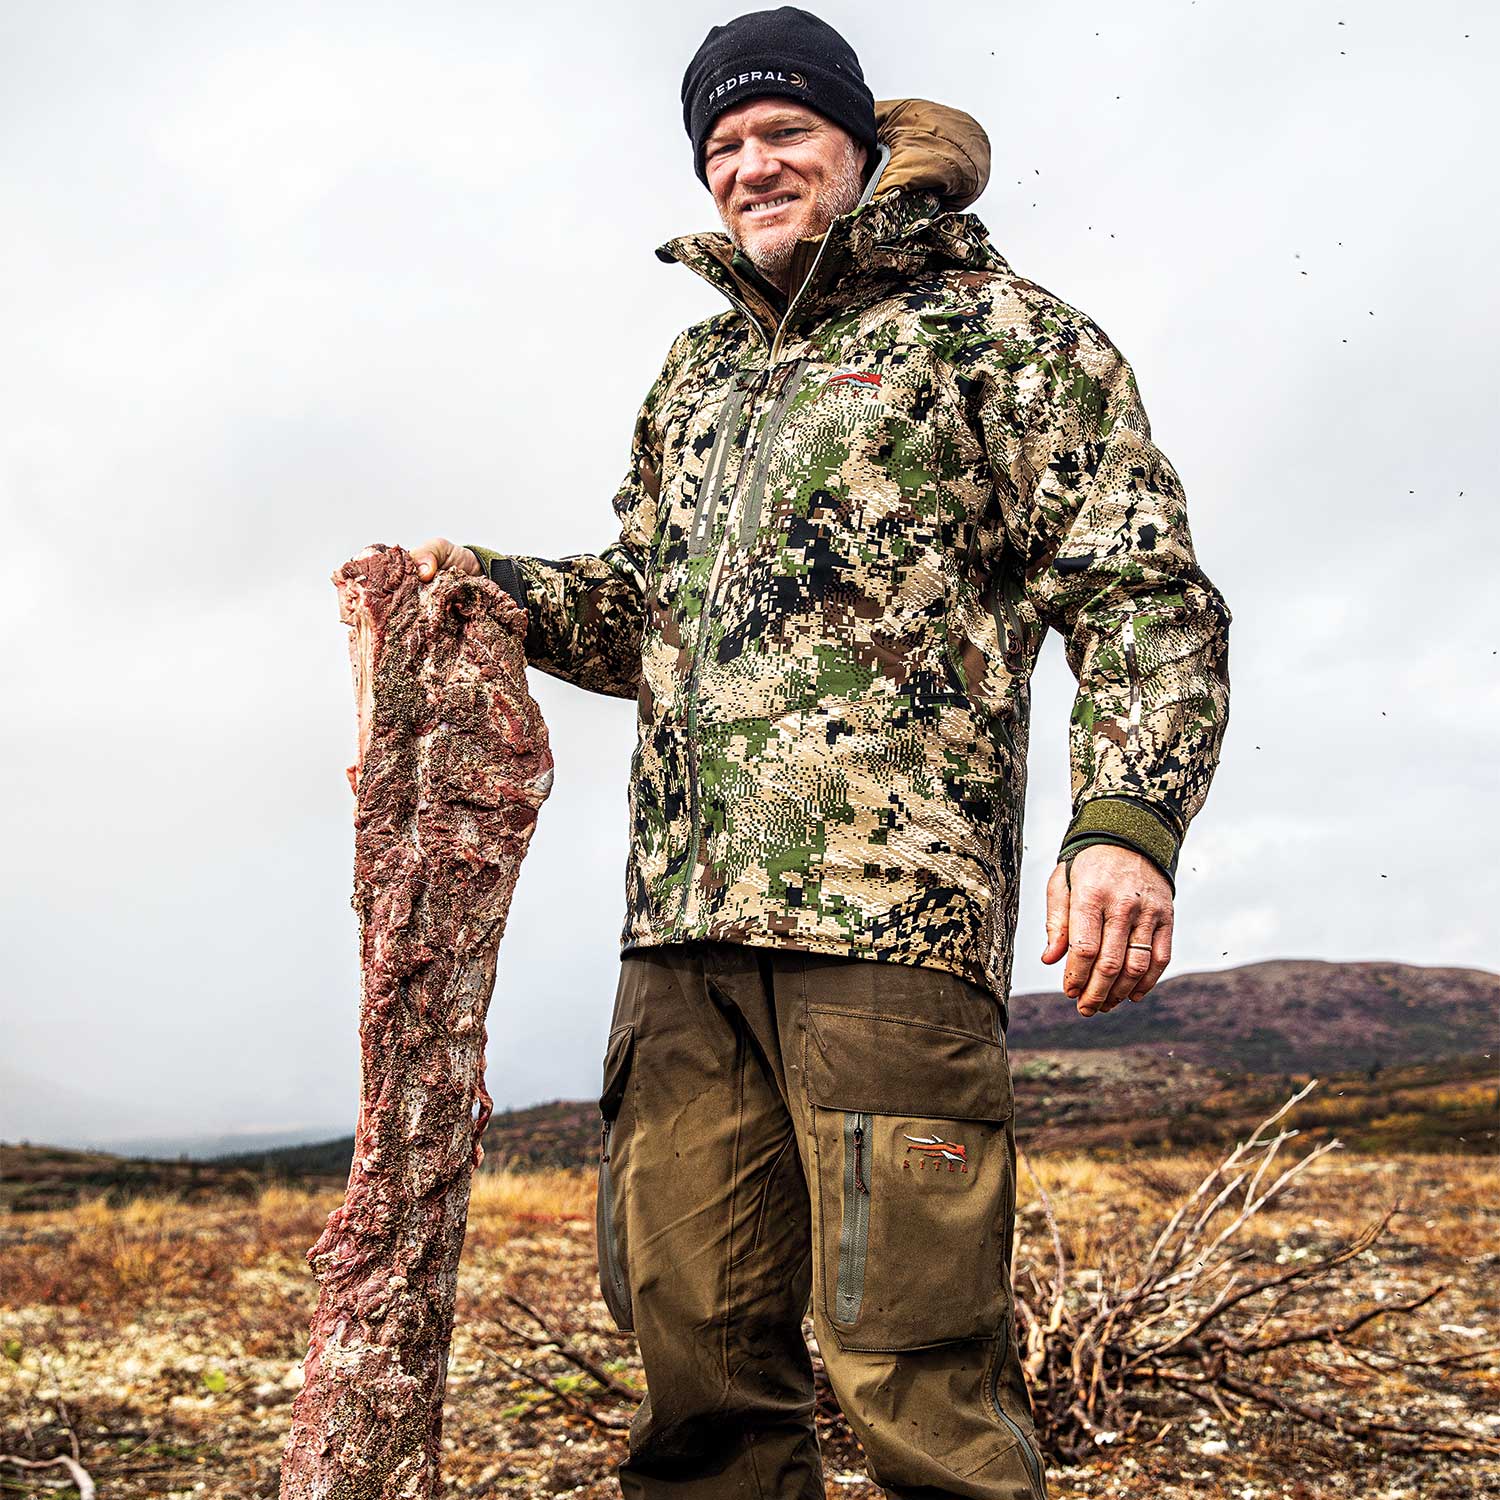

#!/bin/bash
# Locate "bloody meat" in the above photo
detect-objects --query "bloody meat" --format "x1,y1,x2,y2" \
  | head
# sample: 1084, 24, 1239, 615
280, 544, 553, 1499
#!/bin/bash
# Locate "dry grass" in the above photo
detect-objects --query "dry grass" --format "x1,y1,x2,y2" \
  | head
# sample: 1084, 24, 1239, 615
469, 1163, 595, 1221
1, 1153, 1495, 1500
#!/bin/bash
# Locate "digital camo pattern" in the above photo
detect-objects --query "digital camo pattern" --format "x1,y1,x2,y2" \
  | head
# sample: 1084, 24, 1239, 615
491, 171, 1230, 1000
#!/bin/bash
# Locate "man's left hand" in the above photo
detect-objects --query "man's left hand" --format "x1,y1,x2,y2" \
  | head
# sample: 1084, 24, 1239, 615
1041, 845, 1174, 1017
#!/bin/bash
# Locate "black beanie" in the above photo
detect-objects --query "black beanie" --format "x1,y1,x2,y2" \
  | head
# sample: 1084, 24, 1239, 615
682, 7, 877, 187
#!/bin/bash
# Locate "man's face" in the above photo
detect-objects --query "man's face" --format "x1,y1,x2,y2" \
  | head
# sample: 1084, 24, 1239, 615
704, 99, 870, 290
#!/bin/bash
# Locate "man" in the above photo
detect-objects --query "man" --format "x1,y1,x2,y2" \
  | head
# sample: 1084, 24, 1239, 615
415, 7, 1230, 1496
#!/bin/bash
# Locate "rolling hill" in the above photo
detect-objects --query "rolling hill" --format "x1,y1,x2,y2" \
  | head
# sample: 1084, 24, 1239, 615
3, 959, 1494, 1209
1004, 958, 1498, 1072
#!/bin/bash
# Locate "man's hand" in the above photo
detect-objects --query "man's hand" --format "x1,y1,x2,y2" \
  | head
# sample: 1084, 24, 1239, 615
1041, 844, 1174, 1017
410, 537, 482, 582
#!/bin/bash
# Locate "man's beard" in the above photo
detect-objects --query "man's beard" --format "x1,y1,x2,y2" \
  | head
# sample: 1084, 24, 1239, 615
726, 141, 869, 285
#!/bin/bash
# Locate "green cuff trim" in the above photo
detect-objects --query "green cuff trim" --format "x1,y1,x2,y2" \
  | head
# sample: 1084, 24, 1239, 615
468, 544, 503, 571
1059, 834, 1177, 894
1060, 798, 1180, 879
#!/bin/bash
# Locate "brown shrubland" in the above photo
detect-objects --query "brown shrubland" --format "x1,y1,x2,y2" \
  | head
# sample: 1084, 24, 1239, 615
1, 1109, 1495, 1500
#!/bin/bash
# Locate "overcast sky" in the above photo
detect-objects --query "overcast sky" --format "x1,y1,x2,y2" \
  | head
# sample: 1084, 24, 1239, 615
2, 0, 1495, 1152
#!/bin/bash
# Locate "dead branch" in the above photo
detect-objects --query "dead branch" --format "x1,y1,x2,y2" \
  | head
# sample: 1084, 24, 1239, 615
1011, 1081, 1496, 1462
495, 1291, 643, 1400
476, 1343, 631, 1432
0, 1451, 98, 1500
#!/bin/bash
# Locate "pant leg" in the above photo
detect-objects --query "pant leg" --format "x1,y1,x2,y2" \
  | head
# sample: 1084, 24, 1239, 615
597, 944, 823, 1499
771, 952, 1050, 1500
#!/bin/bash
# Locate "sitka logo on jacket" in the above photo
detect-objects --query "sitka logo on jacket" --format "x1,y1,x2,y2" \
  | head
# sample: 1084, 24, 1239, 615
707, 68, 806, 104
823, 369, 882, 394
903, 1134, 969, 1173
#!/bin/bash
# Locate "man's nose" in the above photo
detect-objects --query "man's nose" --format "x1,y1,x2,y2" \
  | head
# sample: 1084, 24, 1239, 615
737, 138, 781, 185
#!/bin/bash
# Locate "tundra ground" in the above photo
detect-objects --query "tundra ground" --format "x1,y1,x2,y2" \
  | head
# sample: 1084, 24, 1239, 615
1, 1151, 1496, 1499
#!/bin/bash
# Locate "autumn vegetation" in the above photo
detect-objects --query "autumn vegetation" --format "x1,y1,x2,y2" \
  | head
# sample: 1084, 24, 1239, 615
3, 1082, 1497, 1500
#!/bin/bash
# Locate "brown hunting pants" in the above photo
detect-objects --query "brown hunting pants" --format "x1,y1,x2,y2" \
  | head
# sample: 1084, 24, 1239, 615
594, 942, 1048, 1499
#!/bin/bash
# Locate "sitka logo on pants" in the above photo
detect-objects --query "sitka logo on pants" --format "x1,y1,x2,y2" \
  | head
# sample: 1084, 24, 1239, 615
707, 69, 806, 104
903, 1134, 969, 1173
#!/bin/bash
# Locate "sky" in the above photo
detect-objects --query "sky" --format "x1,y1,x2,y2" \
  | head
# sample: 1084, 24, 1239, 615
2, 0, 1495, 1153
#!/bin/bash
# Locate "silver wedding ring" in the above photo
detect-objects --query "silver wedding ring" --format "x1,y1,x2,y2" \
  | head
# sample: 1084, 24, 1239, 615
1127, 941, 1153, 951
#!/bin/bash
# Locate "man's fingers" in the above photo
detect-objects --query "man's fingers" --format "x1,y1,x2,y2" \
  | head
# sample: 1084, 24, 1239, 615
1076, 905, 1135, 1015
1041, 862, 1070, 964
1061, 888, 1103, 999
1127, 917, 1175, 1001
1059, 845, 1176, 1014
410, 538, 481, 581
411, 537, 453, 581
1111, 905, 1158, 1003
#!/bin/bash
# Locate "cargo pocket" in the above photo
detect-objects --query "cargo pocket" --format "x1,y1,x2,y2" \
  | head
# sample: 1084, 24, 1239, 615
595, 1022, 636, 1331
805, 1005, 1014, 1352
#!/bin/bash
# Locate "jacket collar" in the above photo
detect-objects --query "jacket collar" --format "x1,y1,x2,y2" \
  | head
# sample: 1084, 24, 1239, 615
656, 185, 1008, 348
655, 98, 1010, 350
657, 181, 1008, 354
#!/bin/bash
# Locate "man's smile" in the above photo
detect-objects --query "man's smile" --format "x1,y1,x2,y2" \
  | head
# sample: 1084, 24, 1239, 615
740, 192, 799, 217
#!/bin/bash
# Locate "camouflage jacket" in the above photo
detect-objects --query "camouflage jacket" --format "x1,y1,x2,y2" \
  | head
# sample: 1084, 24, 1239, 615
474, 99, 1230, 1001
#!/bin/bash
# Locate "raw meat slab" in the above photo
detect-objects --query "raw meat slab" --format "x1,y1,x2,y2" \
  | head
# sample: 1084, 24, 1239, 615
280, 545, 553, 1499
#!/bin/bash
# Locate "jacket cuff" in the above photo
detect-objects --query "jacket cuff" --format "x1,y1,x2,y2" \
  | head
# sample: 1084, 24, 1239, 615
1058, 834, 1177, 895
466, 546, 542, 661
1059, 797, 1181, 882
465, 546, 528, 608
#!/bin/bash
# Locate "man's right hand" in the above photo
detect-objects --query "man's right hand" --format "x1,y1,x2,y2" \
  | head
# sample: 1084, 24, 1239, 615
411, 537, 482, 582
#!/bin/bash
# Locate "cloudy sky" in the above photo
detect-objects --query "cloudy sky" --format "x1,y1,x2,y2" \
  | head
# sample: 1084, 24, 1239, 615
2, 1, 1494, 1152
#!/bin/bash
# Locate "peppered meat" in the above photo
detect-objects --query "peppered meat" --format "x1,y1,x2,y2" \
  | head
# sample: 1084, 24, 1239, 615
280, 544, 553, 1500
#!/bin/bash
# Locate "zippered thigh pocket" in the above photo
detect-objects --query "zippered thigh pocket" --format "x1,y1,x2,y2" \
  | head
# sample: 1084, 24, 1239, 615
982, 1306, 1048, 1498
595, 1023, 636, 1331
806, 1005, 1015, 1352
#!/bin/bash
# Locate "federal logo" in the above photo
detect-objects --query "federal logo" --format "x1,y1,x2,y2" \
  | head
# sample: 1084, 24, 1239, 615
706, 68, 808, 105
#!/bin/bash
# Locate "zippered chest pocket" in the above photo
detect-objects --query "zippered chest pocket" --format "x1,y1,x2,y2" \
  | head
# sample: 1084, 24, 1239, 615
804, 1005, 1015, 1352
684, 370, 759, 559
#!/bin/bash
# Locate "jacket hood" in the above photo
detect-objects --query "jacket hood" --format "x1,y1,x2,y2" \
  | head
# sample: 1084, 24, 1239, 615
657, 97, 1004, 342
868, 97, 990, 210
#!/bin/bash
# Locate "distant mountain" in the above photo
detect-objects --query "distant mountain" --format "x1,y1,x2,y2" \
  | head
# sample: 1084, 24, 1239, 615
209, 1134, 359, 1177
209, 1098, 600, 1183
0, 1142, 270, 1214
0, 1063, 349, 1160
222, 959, 1495, 1180
0, 1063, 144, 1149
92, 1125, 356, 1161
1005, 959, 1499, 1073
7, 960, 1492, 1209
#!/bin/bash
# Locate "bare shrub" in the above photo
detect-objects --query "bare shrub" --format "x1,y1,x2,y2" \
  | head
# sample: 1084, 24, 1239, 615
1014, 1082, 1500, 1462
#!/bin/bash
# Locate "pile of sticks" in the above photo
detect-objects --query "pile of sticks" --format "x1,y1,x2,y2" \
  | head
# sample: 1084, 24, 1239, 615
1012, 1081, 1499, 1461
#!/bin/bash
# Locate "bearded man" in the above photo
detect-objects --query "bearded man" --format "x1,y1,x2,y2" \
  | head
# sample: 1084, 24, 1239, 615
413, 7, 1230, 1496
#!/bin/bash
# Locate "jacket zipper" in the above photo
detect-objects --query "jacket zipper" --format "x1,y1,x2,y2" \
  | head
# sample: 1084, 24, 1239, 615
674, 165, 877, 927
834, 1111, 872, 1324
687, 374, 752, 558
676, 365, 769, 921
990, 1310, 1046, 1498
996, 585, 1026, 671
739, 357, 810, 544
597, 1120, 632, 1324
